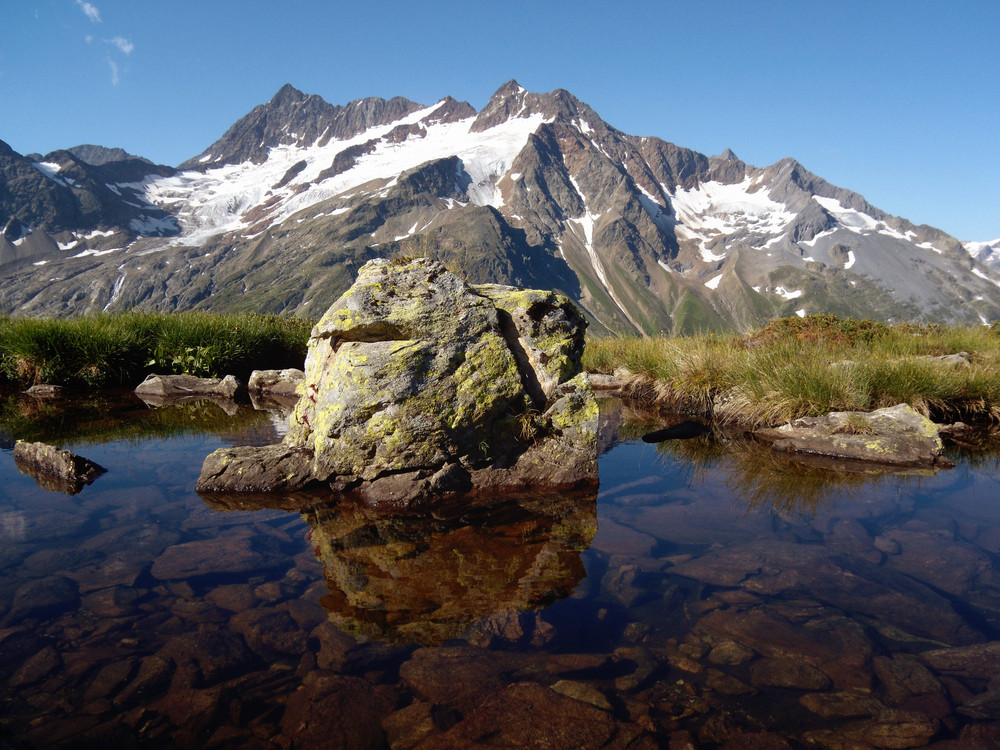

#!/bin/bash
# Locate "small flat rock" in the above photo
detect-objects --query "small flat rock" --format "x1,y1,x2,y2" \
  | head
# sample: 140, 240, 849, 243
919, 641, 1000, 680
13, 440, 106, 494
135, 373, 241, 400
229, 606, 309, 658
421, 682, 650, 749
551, 679, 614, 710
24, 384, 64, 398
749, 657, 831, 690
5, 575, 80, 625
278, 672, 397, 749
150, 530, 284, 580
754, 403, 948, 468
799, 691, 884, 718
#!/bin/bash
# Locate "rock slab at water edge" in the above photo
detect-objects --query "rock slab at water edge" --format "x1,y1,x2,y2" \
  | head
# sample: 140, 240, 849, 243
754, 404, 949, 468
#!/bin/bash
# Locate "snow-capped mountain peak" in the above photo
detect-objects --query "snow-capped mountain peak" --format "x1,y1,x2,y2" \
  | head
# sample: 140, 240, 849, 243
3, 82, 999, 333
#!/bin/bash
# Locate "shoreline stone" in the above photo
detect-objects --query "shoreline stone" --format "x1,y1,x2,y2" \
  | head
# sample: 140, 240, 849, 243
754, 403, 950, 468
247, 368, 304, 397
135, 373, 242, 404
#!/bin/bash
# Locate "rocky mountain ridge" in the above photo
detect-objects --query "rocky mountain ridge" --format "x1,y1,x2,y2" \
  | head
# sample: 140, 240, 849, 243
3, 81, 998, 332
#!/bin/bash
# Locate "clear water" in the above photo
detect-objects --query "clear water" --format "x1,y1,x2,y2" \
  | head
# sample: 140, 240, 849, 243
1, 394, 999, 748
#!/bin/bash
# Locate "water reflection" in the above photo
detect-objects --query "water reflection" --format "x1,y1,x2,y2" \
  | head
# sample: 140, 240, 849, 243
203, 486, 597, 645
307, 491, 596, 645
3, 394, 1000, 748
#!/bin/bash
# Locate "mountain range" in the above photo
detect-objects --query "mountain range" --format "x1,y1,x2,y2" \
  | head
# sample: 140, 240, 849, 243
3, 80, 999, 334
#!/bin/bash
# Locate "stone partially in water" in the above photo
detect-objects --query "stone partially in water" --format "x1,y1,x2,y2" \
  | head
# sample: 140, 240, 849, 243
754, 403, 950, 469
197, 258, 598, 503
13, 440, 106, 494
247, 368, 304, 396
135, 373, 242, 402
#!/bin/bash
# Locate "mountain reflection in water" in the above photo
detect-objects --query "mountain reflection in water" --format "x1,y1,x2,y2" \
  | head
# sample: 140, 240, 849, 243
1, 393, 1000, 748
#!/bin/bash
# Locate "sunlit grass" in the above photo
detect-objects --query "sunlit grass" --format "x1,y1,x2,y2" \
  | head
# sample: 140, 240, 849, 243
0, 311, 314, 388
584, 315, 1000, 427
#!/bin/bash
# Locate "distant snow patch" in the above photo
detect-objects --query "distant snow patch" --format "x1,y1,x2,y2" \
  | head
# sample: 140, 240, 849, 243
670, 177, 795, 261
917, 242, 944, 254
32, 260, 49, 266
844, 250, 856, 269
972, 268, 1000, 288
795, 308, 807, 318
799, 228, 836, 248
704, 273, 723, 290
130, 215, 178, 235
813, 196, 895, 239
34, 161, 63, 177
72, 247, 121, 258
104, 272, 126, 311
34, 161, 68, 187
774, 286, 802, 300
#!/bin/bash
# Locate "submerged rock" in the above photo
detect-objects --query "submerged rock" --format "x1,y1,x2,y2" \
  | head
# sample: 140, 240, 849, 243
754, 403, 950, 469
197, 258, 599, 503
13, 440, 106, 494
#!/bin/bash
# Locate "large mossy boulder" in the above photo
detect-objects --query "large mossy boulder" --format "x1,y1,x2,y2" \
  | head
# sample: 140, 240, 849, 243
197, 258, 598, 506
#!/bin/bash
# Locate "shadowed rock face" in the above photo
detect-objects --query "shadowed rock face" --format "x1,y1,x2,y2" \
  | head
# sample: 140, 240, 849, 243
197, 258, 598, 505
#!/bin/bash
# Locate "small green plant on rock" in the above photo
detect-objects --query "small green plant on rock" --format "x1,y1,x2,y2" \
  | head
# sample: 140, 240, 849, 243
148, 344, 218, 377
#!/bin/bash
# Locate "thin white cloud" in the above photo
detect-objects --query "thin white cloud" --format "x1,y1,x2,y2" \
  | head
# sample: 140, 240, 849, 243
108, 57, 119, 86
76, 1, 102, 23
108, 36, 134, 55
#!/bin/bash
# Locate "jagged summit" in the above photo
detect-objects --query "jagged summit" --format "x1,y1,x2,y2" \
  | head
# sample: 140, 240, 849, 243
179, 84, 424, 170
3, 81, 1000, 331
67, 144, 150, 166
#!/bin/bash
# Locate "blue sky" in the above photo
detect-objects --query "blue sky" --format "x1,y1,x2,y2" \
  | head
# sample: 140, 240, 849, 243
2, 1, 998, 240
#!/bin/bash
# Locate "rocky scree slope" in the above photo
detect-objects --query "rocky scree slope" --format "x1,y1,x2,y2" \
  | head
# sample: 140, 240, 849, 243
2, 81, 999, 331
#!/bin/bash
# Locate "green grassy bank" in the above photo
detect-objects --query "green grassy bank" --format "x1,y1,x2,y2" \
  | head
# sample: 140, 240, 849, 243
583, 315, 1000, 427
0, 312, 314, 389
6, 311, 1000, 429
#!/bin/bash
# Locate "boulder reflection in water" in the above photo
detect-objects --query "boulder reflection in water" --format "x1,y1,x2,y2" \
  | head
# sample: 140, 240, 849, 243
303, 491, 597, 645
